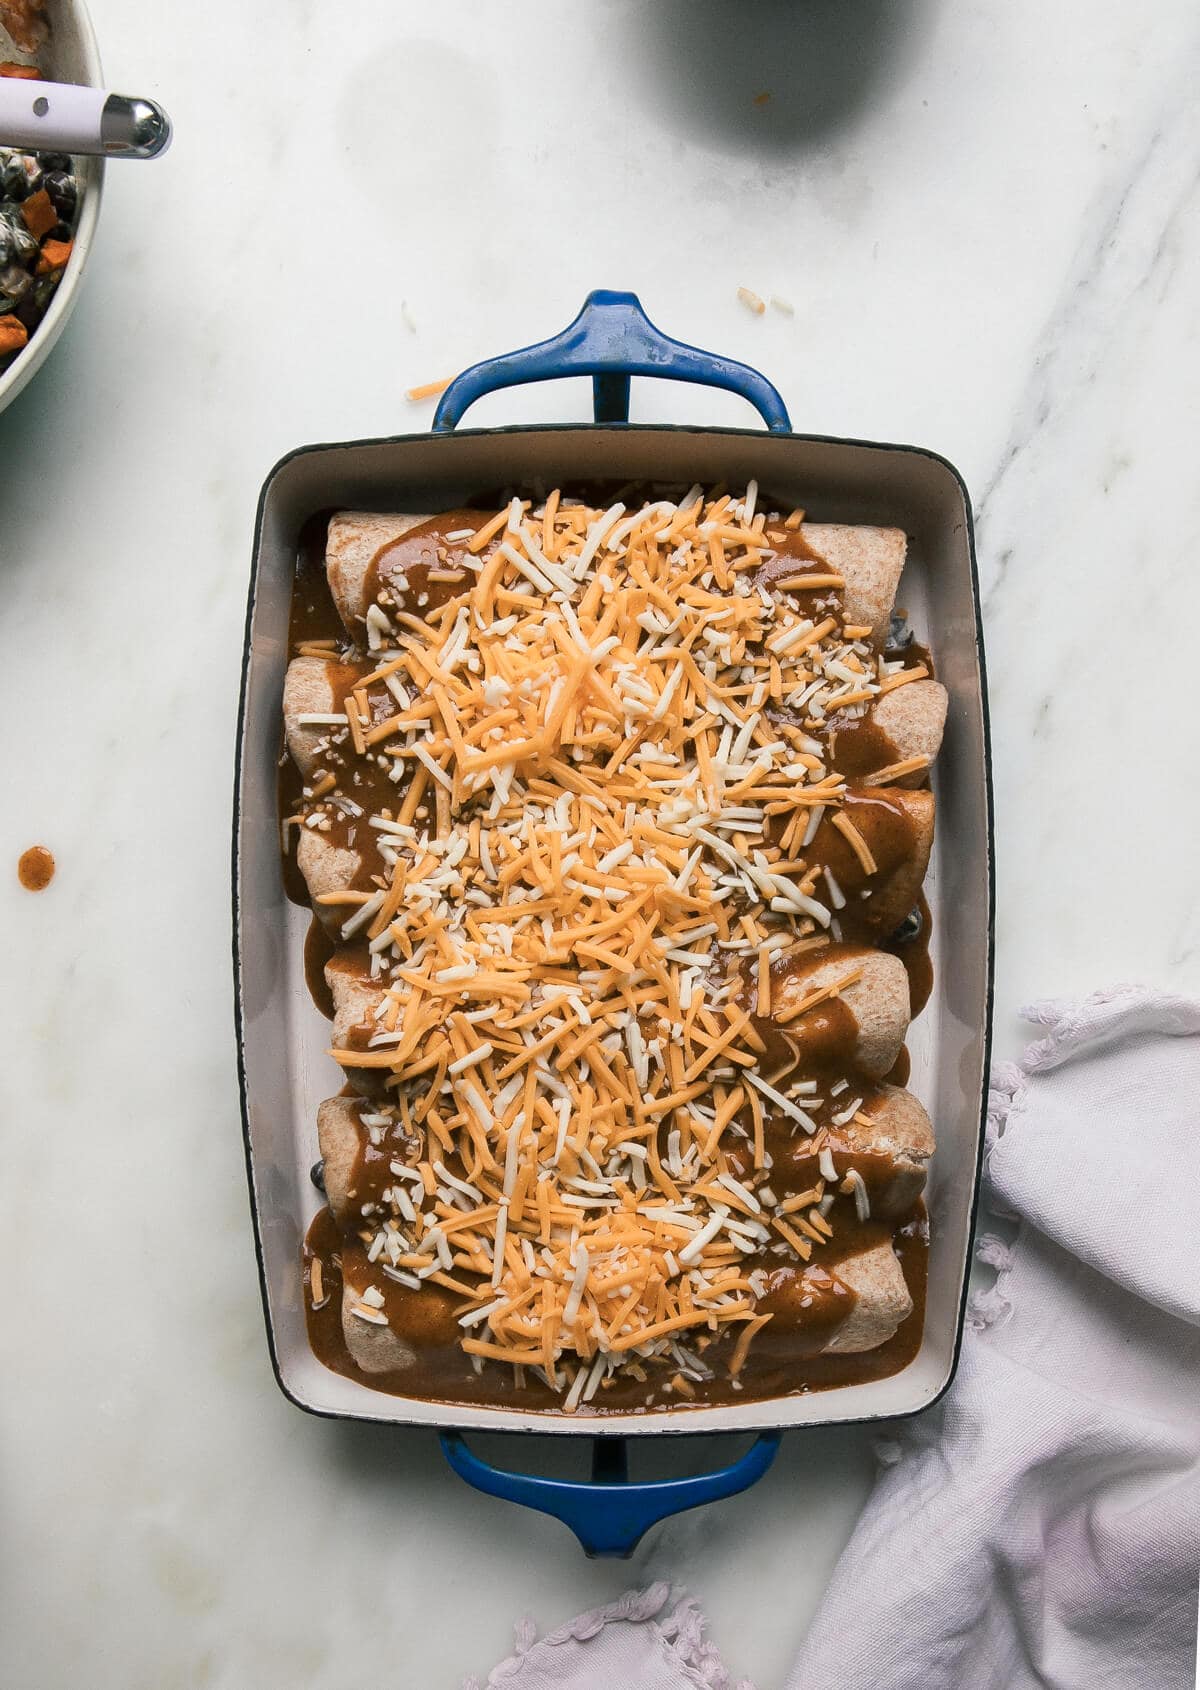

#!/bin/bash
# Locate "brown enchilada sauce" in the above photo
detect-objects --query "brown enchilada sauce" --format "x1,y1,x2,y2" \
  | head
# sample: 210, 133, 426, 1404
303, 917, 337, 1022
884, 1046, 912, 1087
884, 893, 934, 1019
285, 496, 934, 1413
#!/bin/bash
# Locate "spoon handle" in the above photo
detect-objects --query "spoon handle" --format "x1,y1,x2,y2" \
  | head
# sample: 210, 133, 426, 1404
0, 78, 171, 157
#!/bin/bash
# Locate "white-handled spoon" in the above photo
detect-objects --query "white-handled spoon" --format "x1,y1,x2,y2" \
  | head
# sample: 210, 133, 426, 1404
0, 78, 171, 156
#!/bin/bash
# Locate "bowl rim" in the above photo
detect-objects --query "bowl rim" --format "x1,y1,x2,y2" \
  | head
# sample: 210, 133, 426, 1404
0, 0, 105, 413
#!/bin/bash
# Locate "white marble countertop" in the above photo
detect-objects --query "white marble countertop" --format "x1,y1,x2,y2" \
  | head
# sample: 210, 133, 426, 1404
4, 2, 1198, 1685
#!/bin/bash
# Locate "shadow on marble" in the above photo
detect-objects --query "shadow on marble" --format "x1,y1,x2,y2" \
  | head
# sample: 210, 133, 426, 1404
614, 0, 939, 154
0, 331, 65, 455
322, 1420, 762, 1488
321, 1421, 449, 1508
318, 1417, 872, 1541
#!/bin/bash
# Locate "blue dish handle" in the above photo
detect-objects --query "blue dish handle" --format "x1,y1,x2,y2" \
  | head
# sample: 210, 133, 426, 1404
432, 290, 791, 434
440, 1430, 781, 1558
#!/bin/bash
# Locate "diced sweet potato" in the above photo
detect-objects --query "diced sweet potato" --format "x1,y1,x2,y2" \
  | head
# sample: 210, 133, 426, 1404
0, 0, 48, 54
36, 237, 72, 275
0, 314, 30, 355
21, 188, 57, 240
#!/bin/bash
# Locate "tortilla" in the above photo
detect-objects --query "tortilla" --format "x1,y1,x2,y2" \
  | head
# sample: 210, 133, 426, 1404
283, 653, 381, 925
326, 511, 430, 640
316, 1096, 365, 1227
326, 957, 388, 1096
768, 946, 910, 1080
809, 788, 934, 936
801, 524, 907, 643
282, 654, 342, 781
755, 1239, 913, 1355
764, 1080, 933, 1216
860, 788, 933, 932
869, 680, 947, 785
834, 1084, 934, 1218
296, 831, 366, 936
340, 1275, 460, 1375
823, 1241, 913, 1353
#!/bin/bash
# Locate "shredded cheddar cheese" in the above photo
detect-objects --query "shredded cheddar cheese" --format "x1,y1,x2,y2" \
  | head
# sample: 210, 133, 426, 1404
298, 486, 929, 1403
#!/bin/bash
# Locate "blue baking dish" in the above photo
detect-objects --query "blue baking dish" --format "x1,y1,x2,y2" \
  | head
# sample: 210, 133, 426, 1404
232, 291, 993, 1555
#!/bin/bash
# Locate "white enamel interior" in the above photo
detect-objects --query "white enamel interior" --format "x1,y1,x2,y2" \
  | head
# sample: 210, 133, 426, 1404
234, 423, 992, 1436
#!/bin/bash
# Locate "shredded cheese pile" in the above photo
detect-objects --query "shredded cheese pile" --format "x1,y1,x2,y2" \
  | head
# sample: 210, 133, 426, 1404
301, 485, 924, 1405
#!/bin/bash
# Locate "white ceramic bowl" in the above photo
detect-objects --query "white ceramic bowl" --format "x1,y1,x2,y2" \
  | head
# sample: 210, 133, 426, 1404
0, 0, 104, 413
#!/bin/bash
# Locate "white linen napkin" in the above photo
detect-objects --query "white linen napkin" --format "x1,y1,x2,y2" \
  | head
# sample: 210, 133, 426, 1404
465, 1585, 750, 1690
469, 989, 1200, 1690
789, 987, 1200, 1690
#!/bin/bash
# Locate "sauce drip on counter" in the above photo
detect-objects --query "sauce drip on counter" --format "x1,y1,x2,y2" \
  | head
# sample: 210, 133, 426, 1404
284, 488, 935, 1413
17, 844, 54, 890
